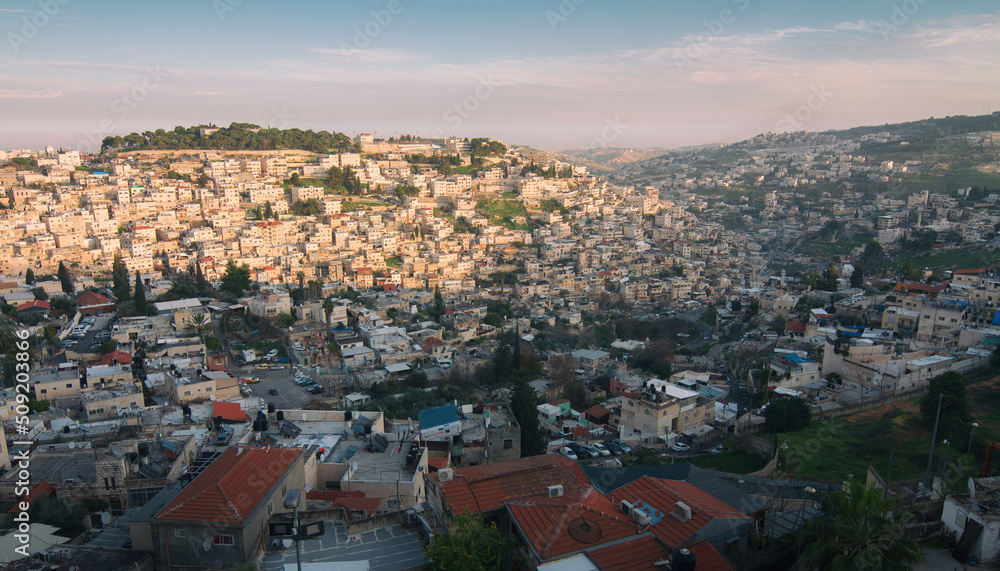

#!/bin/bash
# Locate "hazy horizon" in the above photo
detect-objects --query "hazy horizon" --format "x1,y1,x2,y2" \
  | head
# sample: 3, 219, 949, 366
2, 0, 997, 153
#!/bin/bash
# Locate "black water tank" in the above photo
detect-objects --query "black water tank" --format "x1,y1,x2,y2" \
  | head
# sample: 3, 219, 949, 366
345, 410, 353, 420
252, 419, 261, 432
138, 442, 149, 457
276, 411, 284, 422
215, 415, 224, 427
673, 548, 696, 571
62, 425, 70, 434
364, 424, 372, 435
259, 419, 268, 432
267, 403, 276, 414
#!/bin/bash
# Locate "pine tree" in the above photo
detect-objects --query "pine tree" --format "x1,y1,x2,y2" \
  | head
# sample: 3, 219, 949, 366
195, 261, 208, 295
510, 375, 546, 457
25, 269, 34, 285
58, 262, 74, 294
112, 252, 130, 302
133, 271, 147, 315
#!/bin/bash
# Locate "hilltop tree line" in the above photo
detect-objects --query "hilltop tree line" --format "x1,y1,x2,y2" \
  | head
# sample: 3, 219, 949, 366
100, 123, 359, 153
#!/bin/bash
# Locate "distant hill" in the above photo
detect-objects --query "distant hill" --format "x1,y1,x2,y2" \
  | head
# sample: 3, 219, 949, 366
100, 123, 359, 154
553, 147, 673, 173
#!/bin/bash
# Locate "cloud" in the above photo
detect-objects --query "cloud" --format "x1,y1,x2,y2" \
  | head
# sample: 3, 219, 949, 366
0, 89, 61, 99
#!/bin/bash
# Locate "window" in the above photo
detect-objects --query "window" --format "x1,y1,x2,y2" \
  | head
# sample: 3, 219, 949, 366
184, 391, 191, 396
40, 389, 46, 394
174, 529, 186, 538
503, 439, 513, 450
267, 501, 273, 516
66, 383, 73, 388
281, 484, 287, 496
213, 534, 235, 546
957, 512, 967, 527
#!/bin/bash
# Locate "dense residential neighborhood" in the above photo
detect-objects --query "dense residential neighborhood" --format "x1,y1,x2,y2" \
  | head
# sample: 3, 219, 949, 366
2, 115, 1000, 569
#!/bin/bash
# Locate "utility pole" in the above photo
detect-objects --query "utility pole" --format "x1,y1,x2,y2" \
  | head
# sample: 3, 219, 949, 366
923, 393, 944, 498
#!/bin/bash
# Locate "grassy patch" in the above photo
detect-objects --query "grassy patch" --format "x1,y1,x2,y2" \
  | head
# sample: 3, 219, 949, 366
797, 232, 875, 257
476, 199, 529, 226
688, 451, 767, 474
893, 246, 1000, 273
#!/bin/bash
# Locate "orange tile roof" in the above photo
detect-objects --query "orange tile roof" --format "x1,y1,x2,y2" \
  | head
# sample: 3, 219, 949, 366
608, 476, 748, 547
586, 534, 673, 570
156, 446, 303, 525
212, 401, 246, 423
8, 482, 55, 513
507, 487, 641, 561
427, 454, 589, 516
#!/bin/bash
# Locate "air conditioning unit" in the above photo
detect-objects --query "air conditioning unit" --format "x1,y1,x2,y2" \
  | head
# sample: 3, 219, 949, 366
620, 500, 634, 516
438, 468, 454, 482
632, 509, 651, 526
547, 485, 564, 498
674, 501, 692, 522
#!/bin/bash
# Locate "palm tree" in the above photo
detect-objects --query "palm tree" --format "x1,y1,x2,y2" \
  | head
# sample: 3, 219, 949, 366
801, 479, 925, 571
296, 271, 305, 291
185, 313, 212, 342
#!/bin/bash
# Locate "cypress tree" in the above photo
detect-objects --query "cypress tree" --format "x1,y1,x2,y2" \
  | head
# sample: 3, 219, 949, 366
133, 271, 147, 315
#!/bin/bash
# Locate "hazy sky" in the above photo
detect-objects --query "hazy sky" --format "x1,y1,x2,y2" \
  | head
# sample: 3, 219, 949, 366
1, 0, 998, 152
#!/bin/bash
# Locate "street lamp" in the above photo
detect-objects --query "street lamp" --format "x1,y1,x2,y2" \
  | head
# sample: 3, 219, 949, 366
968, 423, 979, 456
283, 489, 303, 571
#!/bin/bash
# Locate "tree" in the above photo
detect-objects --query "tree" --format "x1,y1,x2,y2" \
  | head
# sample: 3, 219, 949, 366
801, 479, 925, 571
204, 335, 221, 352
860, 241, 886, 276
220, 260, 252, 298
432, 286, 446, 323
849, 262, 865, 289
902, 260, 922, 281
185, 313, 212, 340
112, 252, 130, 302
510, 374, 547, 457
322, 298, 334, 340
25, 268, 34, 284
133, 271, 148, 315
195, 261, 209, 294
920, 372, 972, 442
762, 396, 812, 433
425, 512, 518, 571
32, 287, 48, 301
821, 264, 839, 292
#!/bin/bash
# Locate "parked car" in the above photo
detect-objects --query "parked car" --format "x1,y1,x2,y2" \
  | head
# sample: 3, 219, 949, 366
560, 447, 578, 460
567, 443, 594, 459
255, 364, 270, 370
581, 444, 602, 458
605, 441, 624, 455
670, 442, 691, 452
307, 385, 324, 395
611, 439, 632, 453
591, 443, 612, 457
268, 388, 278, 395
269, 365, 284, 370
710, 445, 724, 454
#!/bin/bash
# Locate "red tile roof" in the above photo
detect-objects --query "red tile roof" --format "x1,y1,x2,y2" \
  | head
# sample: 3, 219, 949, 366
427, 454, 589, 516
212, 402, 246, 423
8, 482, 55, 513
608, 476, 748, 547
16, 300, 49, 312
77, 290, 113, 307
100, 350, 133, 366
784, 320, 806, 334
584, 405, 611, 420
687, 540, 736, 571
954, 268, 986, 275
586, 534, 673, 570
156, 446, 303, 525
507, 486, 641, 561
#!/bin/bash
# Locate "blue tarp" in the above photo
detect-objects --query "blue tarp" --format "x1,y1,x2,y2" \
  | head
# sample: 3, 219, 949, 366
991, 310, 1000, 325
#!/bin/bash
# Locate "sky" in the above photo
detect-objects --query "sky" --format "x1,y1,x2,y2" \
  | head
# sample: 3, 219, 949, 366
1, 0, 998, 153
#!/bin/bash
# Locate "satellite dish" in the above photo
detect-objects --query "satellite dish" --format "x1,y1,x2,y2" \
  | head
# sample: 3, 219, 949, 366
301, 413, 307, 421
282, 538, 293, 549
100, 512, 112, 525
304, 483, 311, 493
68, 442, 75, 449
202, 539, 212, 551
566, 518, 602, 544
969, 477, 977, 499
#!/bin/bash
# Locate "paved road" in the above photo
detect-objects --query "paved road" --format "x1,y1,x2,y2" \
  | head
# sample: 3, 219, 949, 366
261, 522, 426, 571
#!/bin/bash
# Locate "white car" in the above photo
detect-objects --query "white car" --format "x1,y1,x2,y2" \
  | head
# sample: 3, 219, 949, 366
591, 443, 612, 457
670, 442, 691, 452
560, 447, 578, 460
